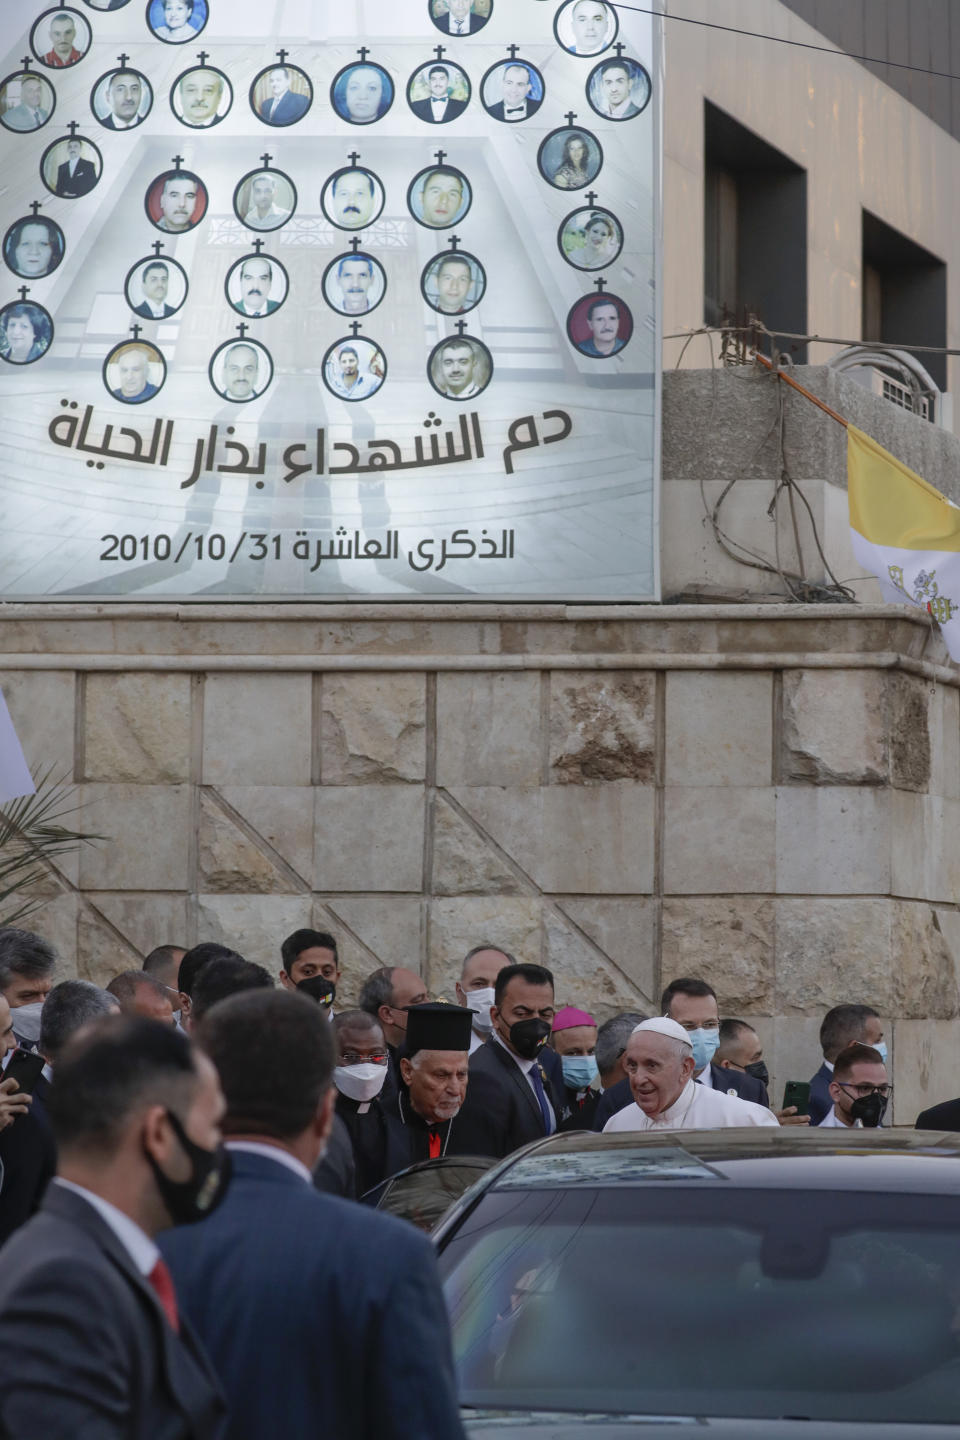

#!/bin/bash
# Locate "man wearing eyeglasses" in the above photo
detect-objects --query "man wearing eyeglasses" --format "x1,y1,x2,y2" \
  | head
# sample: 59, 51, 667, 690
819, 1042, 890, 1128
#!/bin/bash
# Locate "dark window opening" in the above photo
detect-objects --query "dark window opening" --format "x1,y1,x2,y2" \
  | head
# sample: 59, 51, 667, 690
861, 211, 946, 391
704, 102, 807, 361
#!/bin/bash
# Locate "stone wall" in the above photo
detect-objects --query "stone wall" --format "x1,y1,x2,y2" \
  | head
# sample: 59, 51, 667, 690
3, 597, 959, 1124
5, 367, 960, 1122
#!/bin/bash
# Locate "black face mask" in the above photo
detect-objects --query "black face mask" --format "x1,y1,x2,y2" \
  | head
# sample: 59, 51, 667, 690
145, 1109, 231, 1226
506, 1017, 551, 1061
745, 1061, 769, 1088
296, 975, 336, 1009
849, 1091, 887, 1128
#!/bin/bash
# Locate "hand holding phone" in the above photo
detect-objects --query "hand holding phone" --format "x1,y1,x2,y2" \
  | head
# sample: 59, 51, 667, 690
0, 1073, 33, 1133
4, 1049, 45, 1097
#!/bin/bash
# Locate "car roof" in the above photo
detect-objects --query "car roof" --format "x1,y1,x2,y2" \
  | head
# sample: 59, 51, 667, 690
483, 1127, 960, 1195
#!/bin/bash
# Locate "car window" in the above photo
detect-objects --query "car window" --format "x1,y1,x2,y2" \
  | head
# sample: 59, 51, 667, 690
439, 1188, 960, 1423
375, 1159, 493, 1232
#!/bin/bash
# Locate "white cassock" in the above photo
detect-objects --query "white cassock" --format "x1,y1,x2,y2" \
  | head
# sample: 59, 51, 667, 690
602, 1078, 779, 1132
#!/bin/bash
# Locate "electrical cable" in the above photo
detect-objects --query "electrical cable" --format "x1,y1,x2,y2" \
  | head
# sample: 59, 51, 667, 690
610, 3, 960, 85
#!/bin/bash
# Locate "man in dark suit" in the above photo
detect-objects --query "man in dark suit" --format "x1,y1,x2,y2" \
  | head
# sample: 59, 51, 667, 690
486, 63, 542, 123
434, 0, 487, 33
258, 67, 310, 125
808, 1003, 885, 1125
0, 1015, 229, 1437
0, 979, 118, 1245
54, 140, 98, 198
593, 978, 773, 1131
454, 963, 561, 1158
358, 964, 429, 1109
410, 65, 468, 123
917, 1097, 960, 1130
161, 988, 466, 1440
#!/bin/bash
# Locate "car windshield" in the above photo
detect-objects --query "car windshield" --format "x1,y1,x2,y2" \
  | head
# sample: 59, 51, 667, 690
439, 1185, 960, 1422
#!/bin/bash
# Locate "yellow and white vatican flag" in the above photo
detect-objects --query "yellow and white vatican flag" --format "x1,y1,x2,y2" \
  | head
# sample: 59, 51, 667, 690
848, 424, 960, 661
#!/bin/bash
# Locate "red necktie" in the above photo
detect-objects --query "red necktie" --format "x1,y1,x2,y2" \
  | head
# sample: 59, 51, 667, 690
428, 1129, 442, 1159
148, 1257, 180, 1333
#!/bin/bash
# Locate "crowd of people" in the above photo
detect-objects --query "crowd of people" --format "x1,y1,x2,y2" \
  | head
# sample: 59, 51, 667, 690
0, 924, 948, 1436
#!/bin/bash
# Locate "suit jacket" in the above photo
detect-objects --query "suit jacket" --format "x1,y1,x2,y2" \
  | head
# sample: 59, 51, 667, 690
0, 1183, 225, 1439
235, 300, 280, 316
409, 96, 468, 123
3, 105, 48, 132
336, 1092, 409, 1196
55, 159, 98, 198
454, 1038, 561, 1158
133, 301, 176, 320
312, 1111, 356, 1198
161, 1150, 465, 1440
435, 12, 485, 32
808, 1061, 833, 1126
0, 1074, 55, 1246
486, 97, 542, 123
259, 90, 310, 125
100, 114, 144, 131
592, 1063, 768, 1131
916, 1097, 960, 1131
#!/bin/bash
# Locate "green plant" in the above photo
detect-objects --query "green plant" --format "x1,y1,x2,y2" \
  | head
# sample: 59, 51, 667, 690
0, 768, 104, 926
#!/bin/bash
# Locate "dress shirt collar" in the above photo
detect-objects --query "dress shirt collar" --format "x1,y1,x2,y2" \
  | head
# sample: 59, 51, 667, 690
227, 1140, 312, 1185
695, 1063, 713, 1088
54, 1178, 159, 1276
492, 1027, 534, 1075
504, 103, 527, 118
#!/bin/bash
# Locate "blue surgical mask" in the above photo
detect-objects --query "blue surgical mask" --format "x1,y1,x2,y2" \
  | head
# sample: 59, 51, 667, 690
561, 1055, 599, 1091
688, 1027, 720, 1072
872, 1041, 888, 1064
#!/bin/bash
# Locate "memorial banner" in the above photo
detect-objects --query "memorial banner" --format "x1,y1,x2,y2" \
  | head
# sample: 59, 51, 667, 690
0, 0, 661, 599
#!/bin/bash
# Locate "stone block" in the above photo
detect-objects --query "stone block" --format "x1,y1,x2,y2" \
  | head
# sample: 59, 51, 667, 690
77, 905, 143, 987
84, 674, 191, 784
555, 897, 657, 1007
436, 674, 541, 786
891, 1021, 960, 1126
889, 674, 932, 792
890, 902, 960, 1020
447, 784, 654, 895
665, 673, 772, 786
432, 795, 527, 896
662, 897, 775, 1013
775, 898, 893, 1015
541, 784, 655, 895
198, 791, 297, 894
2, 671, 75, 776
195, 894, 313, 974
78, 785, 191, 891
929, 684, 960, 800
889, 794, 960, 903
543, 910, 651, 1024
84, 892, 189, 959
775, 788, 890, 894
663, 787, 775, 894
202, 675, 311, 786
770, 1016, 822, 1110
549, 672, 655, 784
317, 897, 424, 1007
218, 787, 315, 885
321, 674, 425, 784
314, 786, 424, 892
428, 897, 542, 997
781, 669, 888, 784
19, 892, 79, 979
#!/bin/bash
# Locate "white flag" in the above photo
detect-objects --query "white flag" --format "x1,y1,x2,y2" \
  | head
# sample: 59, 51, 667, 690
0, 690, 35, 804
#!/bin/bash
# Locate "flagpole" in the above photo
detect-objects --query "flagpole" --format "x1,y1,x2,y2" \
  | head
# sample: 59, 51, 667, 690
753, 350, 849, 429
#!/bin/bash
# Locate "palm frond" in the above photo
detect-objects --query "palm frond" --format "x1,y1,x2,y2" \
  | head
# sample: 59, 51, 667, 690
0, 767, 104, 926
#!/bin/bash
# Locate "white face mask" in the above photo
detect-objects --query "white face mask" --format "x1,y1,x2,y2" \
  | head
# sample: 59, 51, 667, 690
334, 1062, 387, 1103
10, 1000, 44, 1044
463, 986, 496, 1033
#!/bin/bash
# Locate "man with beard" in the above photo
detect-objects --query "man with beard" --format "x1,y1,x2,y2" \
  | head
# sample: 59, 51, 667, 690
386, 1002, 474, 1166
99, 70, 148, 130
222, 343, 261, 401
819, 1043, 890, 1129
